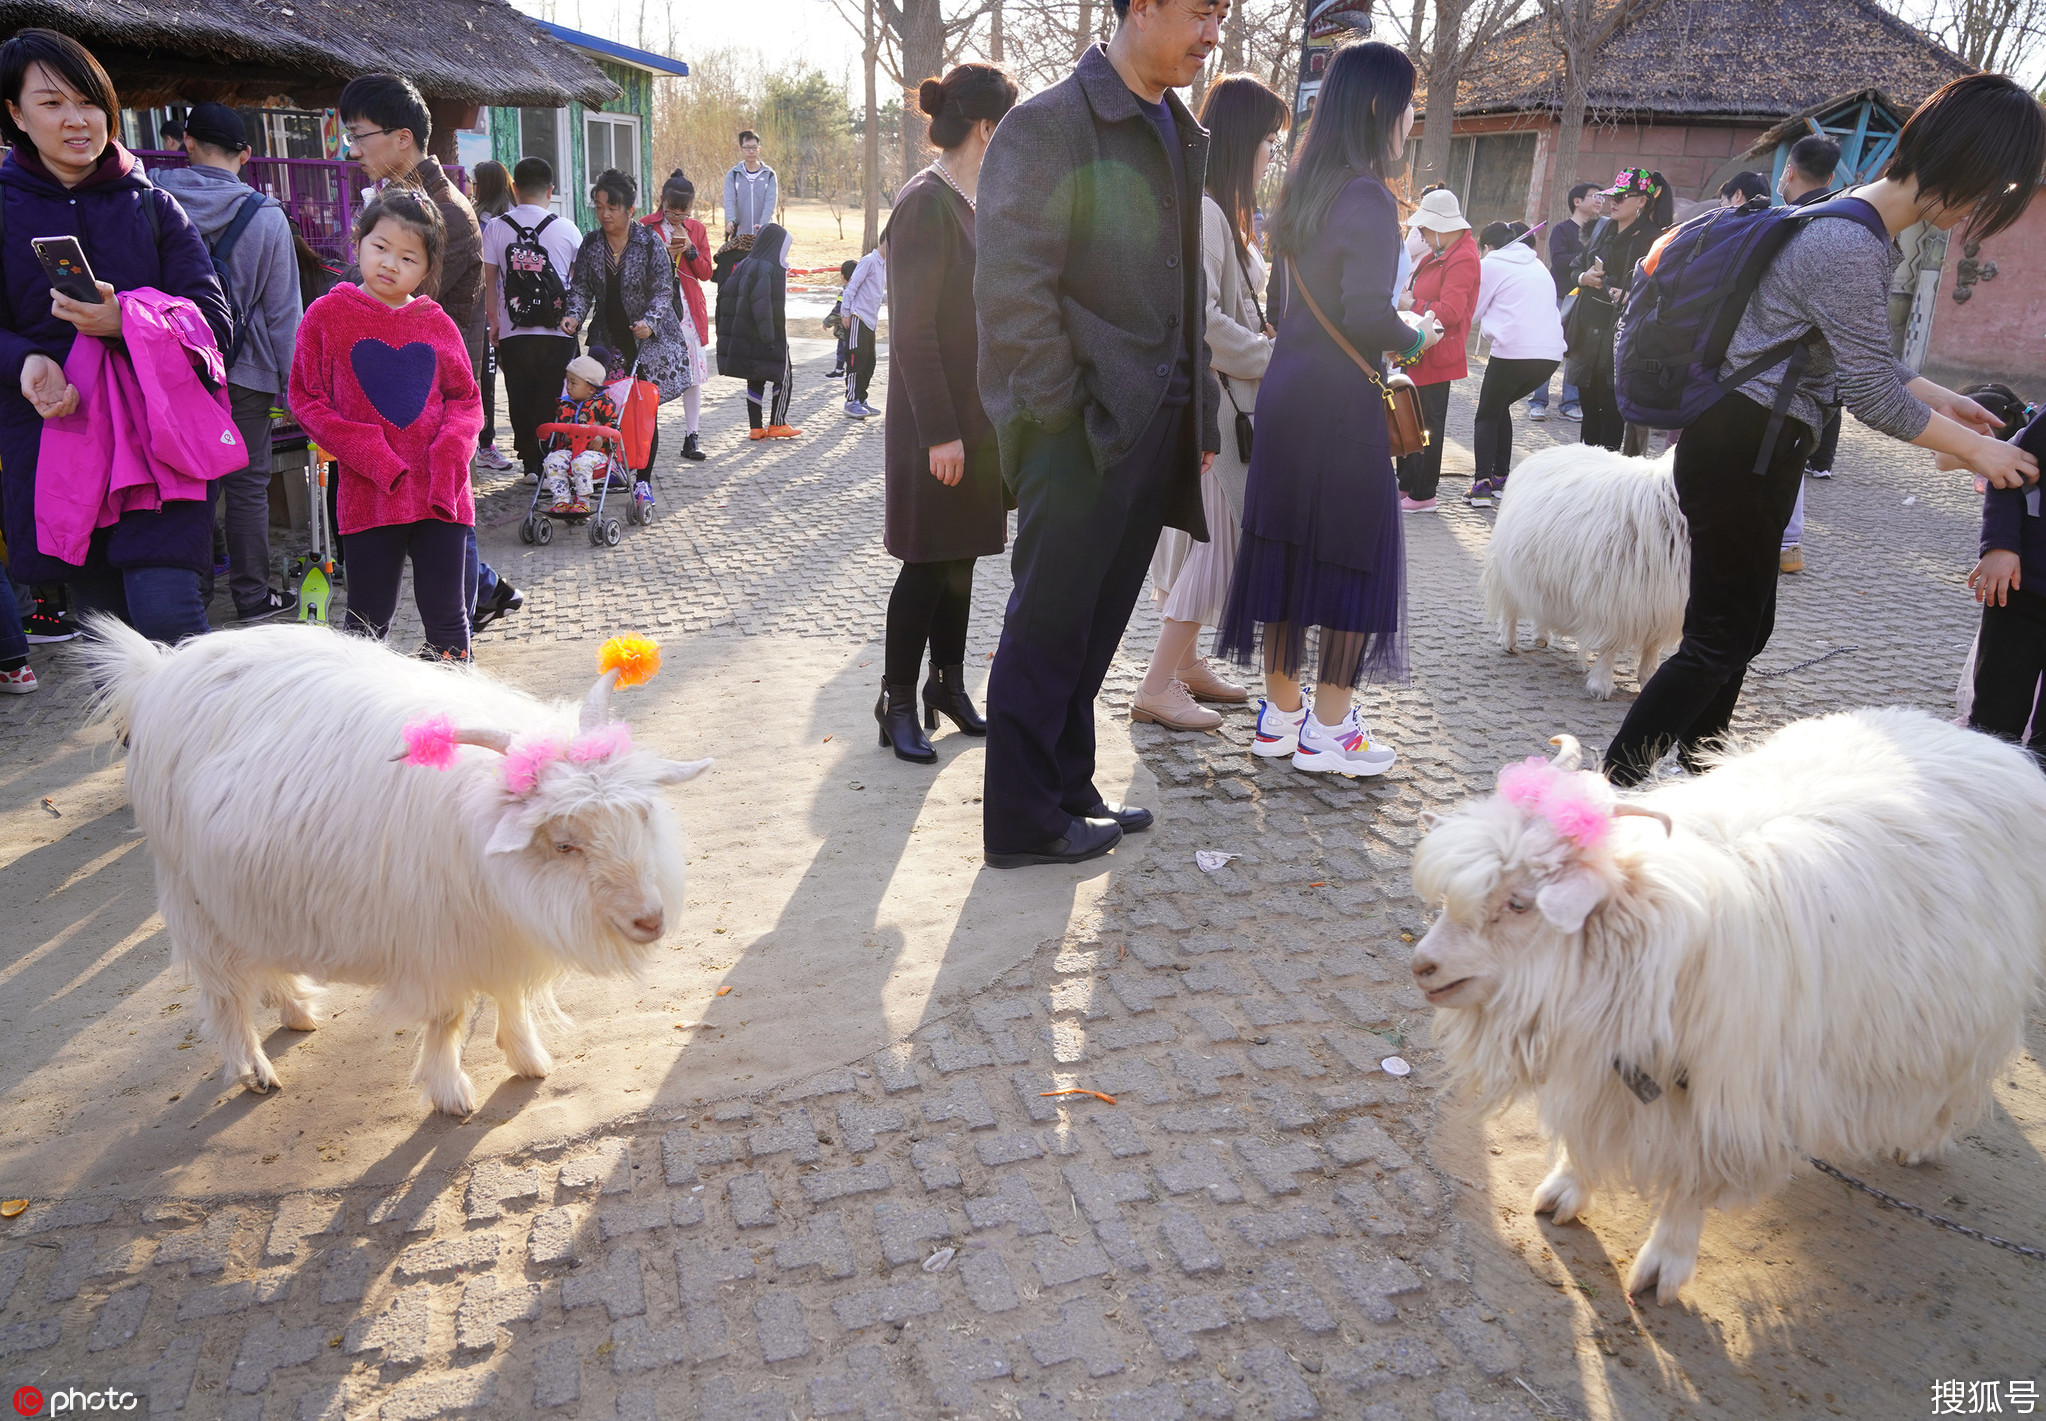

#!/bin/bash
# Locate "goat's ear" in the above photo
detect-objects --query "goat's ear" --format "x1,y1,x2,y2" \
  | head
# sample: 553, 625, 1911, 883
1419, 810, 1443, 831
485, 803, 547, 856
1535, 867, 1608, 933
653, 757, 714, 785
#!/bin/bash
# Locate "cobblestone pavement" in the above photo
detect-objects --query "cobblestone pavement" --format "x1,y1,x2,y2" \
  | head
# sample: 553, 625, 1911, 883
3, 348, 2041, 1421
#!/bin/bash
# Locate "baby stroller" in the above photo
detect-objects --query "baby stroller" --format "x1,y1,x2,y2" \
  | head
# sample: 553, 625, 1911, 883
519, 358, 661, 548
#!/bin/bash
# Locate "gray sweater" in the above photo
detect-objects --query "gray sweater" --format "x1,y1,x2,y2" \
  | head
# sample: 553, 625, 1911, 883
153, 162, 302, 395
722, 163, 777, 238
1722, 209, 1929, 442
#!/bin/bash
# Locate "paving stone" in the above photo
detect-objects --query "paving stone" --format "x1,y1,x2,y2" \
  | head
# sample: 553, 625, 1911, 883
1333, 1180, 1408, 1237
1032, 1236, 1112, 1286
753, 1289, 811, 1362
1323, 1247, 1424, 1325
0, 1249, 25, 1309
8, 1198, 115, 1236
830, 1280, 941, 1330
971, 999, 1035, 1064
609, 1307, 731, 1371
396, 1232, 500, 1278
1090, 1054, 1173, 1105
1129, 1282, 1231, 1361
1181, 960, 1250, 994
920, 1077, 997, 1131
1253, 958, 1322, 995
749, 1106, 822, 1164
1233, 1136, 1323, 1195
264, 1193, 345, 1260
675, 1241, 758, 1300
1252, 1084, 1324, 1130
1097, 1018, 1176, 1051
808, 1343, 902, 1419
909, 1140, 963, 1191
783, 1068, 860, 1102
1436, 1304, 1524, 1377
1045, 1021, 1089, 1062
378, 1368, 497, 1419
154, 1209, 240, 1274
1048, 977, 1111, 1017
964, 1173, 1053, 1235
1187, 1004, 1243, 1042
1231, 1206, 1337, 1250
916, 1330, 1013, 1409
1326, 1118, 1414, 1170
698, 1374, 790, 1421
0, 1318, 60, 1357
465, 1160, 545, 1221
1106, 1383, 1191, 1421
1158, 1209, 1224, 1274
344, 1286, 433, 1366
1242, 994, 1333, 1027
296, 1381, 351, 1421
1237, 1344, 1322, 1420
774, 1212, 854, 1279
924, 1025, 997, 1073
873, 1043, 922, 1093
1090, 1109, 1151, 1157
1011, 1069, 1069, 1122
1154, 1145, 1243, 1204
836, 1101, 907, 1154
528, 1206, 582, 1265
727, 1171, 777, 1228
89, 1283, 151, 1352
1107, 971, 1178, 1014
975, 1131, 1045, 1167
176, 1268, 293, 1320
562, 1245, 647, 1320
1247, 1034, 1329, 1078
873, 1201, 951, 1267
1428, 1388, 1535, 1421
456, 1273, 542, 1351
1237, 1256, 1337, 1333
662, 1126, 739, 1184
1157, 1105, 1250, 1134
109, 1335, 202, 1417
42, 1233, 95, 1302
1326, 1337, 1443, 1390
802, 1162, 894, 1202
559, 1139, 633, 1193
227, 1315, 326, 1393
1169, 1047, 1246, 1097
1322, 1028, 1401, 1075
367, 1185, 442, 1234
599, 1194, 704, 1238
1024, 1299, 1126, 1377
958, 1246, 1022, 1312
320, 1243, 372, 1303
533, 1336, 581, 1408
714, 1101, 755, 1122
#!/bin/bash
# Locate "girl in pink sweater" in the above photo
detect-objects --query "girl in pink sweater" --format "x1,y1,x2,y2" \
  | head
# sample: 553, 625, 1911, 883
290, 190, 483, 660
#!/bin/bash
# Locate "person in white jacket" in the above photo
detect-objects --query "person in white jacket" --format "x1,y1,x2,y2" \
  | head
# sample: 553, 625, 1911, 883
840, 243, 887, 417
1466, 220, 1566, 507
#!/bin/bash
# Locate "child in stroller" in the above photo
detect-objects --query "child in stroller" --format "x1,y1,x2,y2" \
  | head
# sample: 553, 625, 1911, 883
541, 355, 618, 516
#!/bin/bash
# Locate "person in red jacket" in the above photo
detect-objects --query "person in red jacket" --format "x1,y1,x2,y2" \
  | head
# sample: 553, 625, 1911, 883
643, 171, 714, 461
1395, 187, 1480, 512
290, 191, 484, 661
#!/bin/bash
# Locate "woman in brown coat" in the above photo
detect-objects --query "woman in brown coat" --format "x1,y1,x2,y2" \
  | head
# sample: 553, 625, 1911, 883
876, 61, 1020, 763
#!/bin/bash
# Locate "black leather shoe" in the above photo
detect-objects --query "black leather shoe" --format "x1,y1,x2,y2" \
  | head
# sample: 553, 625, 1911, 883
1068, 801, 1152, 833
922, 663, 987, 736
984, 816, 1123, 869
875, 681, 937, 764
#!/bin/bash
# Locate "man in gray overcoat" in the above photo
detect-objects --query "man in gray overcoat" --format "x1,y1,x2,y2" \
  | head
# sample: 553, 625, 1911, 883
975, 0, 1225, 868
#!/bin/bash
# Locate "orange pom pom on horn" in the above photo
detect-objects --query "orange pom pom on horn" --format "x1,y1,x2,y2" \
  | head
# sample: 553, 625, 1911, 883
597, 635, 663, 689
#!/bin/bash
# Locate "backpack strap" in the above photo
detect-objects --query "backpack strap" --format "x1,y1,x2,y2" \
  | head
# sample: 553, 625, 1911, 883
210, 191, 267, 263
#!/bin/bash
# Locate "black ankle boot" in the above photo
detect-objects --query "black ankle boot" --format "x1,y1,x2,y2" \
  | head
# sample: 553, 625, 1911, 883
922, 663, 987, 736
681, 432, 706, 462
875, 681, 937, 763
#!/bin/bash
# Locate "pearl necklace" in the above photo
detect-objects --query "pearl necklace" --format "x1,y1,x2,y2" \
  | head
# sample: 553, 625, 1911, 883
931, 159, 974, 211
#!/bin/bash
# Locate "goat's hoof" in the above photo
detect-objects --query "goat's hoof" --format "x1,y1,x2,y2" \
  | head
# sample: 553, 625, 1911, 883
502, 1048, 554, 1080
239, 1066, 279, 1095
279, 1006, 319, 1032
1624, 1247, 1695, 1306
427, 1075, 479, 1117
1531, 1164, 1590, 1224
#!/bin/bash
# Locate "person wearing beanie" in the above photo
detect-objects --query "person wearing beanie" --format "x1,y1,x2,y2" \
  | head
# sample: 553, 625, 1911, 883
538, 355, 619, 515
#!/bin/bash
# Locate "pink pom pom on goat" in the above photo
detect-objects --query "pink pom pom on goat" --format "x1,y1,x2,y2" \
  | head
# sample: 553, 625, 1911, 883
400, 714, 459, 770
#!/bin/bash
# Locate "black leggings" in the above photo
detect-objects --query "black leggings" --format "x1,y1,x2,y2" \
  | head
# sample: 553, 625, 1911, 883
1394, 380, 1453, 500
1474, 357, 1559, 483
1580, 356, 1625, 451
341, 518, 472, 655
1970, 587, 2046, 763
885, 557, 976, 685
1603, 394, 1809, 784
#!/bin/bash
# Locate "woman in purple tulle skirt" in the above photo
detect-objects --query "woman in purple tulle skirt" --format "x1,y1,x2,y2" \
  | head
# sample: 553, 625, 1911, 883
1217, 40, 1444, 778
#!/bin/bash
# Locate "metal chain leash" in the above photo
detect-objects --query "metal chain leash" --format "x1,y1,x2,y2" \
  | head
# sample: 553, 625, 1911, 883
1752, 645, 1859, 679
1809, 1157, 2046, 1261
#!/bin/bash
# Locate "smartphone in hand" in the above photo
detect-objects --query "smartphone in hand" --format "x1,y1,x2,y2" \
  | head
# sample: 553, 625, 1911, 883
31, 237, 105, 304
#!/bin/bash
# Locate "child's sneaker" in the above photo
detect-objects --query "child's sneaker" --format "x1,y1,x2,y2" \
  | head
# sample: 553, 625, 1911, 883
1399, 495, 1437, 513
0, 663, 39, 695
22, 609, 79, 643
765, 425, 802, 439
1251, 698, 1310, 757
1464, 479, 1496, 508
1527, 403, 1547, 422
475, 443, 514, 472
634, 480, 654, 514
547, 476, 575, 514
1292, 707, 1397, 777
749, 428, 769, 441
845, 400, 872, 419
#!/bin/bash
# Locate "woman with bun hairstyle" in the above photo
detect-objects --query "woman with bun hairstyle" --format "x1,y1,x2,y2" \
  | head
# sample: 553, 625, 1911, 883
874, 62, 1019, 763
1134, 73, 1288, 734
642, 169, 714, 460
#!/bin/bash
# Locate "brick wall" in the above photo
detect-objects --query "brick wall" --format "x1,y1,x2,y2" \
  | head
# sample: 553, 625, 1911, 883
1923, 199, 2046, 393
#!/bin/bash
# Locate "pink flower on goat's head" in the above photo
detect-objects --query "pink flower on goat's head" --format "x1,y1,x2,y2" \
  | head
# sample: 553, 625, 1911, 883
1495, 757, 1614, 851
502, 737, 566, 795
400, 714, 459, 770
567, 722, 633, 763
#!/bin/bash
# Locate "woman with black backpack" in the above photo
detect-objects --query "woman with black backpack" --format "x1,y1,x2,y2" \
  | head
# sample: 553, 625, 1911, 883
1570, 167, 1670, 452
1603, 75, 2046, 785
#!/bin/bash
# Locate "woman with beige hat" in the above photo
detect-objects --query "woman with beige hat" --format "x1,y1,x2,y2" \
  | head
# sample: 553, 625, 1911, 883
1395, 187, 1479, 512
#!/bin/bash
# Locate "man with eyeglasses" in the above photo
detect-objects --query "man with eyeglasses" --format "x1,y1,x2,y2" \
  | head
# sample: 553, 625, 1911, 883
974, 0, 1224, 867
338, 74, 520, 633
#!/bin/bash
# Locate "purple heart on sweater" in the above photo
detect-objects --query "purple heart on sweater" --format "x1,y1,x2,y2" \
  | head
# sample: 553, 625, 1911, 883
349, 338, 437, 429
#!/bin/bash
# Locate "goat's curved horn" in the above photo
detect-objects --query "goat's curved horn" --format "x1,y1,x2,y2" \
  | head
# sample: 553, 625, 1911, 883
1547, 734, 1584, 771
1613, 803, 1673, 836
580, 668, 622, 731
387, 726, 513, 761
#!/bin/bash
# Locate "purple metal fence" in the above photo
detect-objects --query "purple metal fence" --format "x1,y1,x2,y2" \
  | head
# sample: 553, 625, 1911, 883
137, 151, 466, 267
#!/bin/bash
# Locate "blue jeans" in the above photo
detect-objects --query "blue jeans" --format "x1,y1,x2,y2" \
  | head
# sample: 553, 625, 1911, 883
1528, 378, 1579, 410
463, 528, 498, 617
70, 565, 210, 644
0, 578, 28, 668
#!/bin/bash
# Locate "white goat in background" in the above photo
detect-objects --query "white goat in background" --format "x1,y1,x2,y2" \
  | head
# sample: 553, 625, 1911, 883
1408, 711, 2046, 1303
1481, 445, 1687, 699
85, 620, 709, 1116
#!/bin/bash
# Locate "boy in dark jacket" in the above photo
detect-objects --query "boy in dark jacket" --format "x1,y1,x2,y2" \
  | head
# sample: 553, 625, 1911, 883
825, 257, 856, 377
1966, 399, 2046, 759
715, 221, 797, 439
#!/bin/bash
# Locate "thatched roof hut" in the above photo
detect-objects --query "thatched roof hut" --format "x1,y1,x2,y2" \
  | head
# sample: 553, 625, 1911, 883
0, 0, 620, 110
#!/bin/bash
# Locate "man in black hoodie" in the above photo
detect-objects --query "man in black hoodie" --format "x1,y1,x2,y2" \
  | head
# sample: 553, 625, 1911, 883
715, 221, 798, 438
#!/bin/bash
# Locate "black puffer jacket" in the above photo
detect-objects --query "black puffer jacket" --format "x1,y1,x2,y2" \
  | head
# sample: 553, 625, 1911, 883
715, 221, 789, 383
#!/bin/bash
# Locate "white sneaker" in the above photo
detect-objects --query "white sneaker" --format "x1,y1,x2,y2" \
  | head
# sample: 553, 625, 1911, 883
1251, 698, 1309, 757
475, 444, 514, 472
1292, 707, 1397, 777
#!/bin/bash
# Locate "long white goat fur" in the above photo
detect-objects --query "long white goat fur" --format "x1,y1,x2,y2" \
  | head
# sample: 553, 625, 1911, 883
1481, 444, 1687, 697
83, 620, 688, 1032
1415, 707, 2046, 1215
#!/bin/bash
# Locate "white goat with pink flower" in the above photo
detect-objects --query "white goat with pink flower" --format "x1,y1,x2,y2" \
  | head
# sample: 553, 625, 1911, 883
1409, 707, 2046, 1303
85, 620, 708, 1116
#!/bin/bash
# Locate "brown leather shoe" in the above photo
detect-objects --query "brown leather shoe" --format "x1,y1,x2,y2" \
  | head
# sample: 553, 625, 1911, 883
1131, 680, 1222, 731
1177, 656, 1248, 703
1780, 545, 1804, 574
